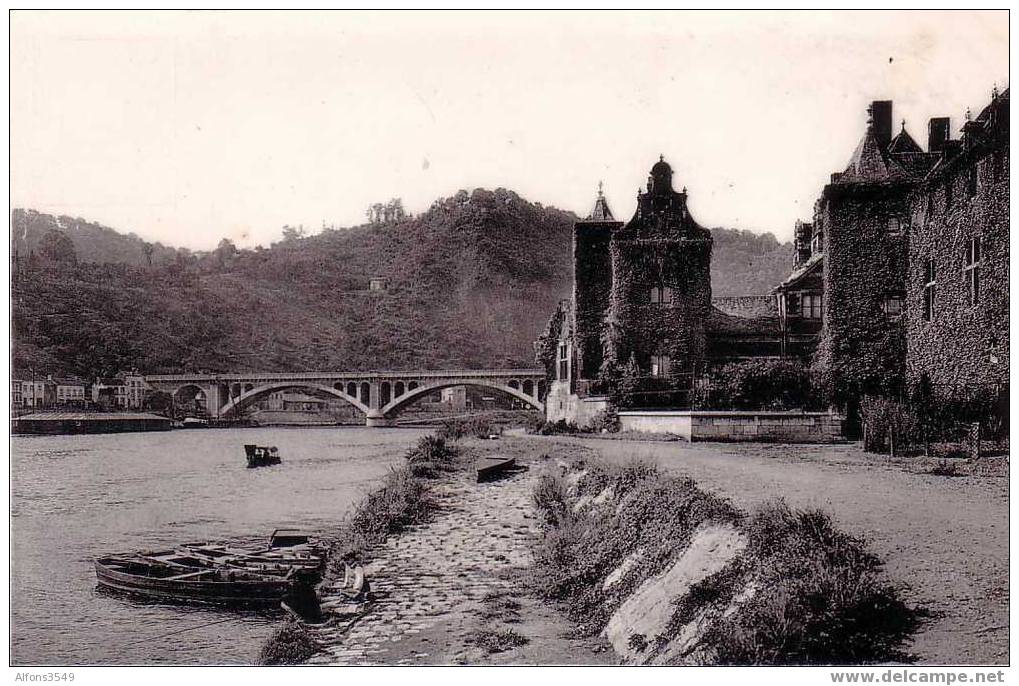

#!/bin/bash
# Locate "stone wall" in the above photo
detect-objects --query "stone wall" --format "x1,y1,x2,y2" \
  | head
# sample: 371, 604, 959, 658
617, 410, 843, 443
906, 142, 1009, 397
544, 379, 609, 425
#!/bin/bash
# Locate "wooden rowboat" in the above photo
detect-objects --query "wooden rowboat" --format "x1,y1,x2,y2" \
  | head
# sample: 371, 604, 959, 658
476, 456, 517, 482
245, 444, 281, 468
94, 556, 297, 606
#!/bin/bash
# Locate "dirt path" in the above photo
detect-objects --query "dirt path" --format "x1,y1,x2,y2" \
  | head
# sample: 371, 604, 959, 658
305, 449, 611, 665
528, 435, 1008, 665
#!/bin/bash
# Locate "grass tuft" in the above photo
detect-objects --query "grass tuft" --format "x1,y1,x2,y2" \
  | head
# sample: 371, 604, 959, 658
466, 628, 530, 654
256, 621, 321, 665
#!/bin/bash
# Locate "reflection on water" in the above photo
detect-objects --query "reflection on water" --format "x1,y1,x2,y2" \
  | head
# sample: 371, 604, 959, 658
11, 426, 427, 665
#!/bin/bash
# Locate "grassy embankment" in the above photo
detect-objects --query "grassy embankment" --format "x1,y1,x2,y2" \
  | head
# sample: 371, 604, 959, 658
530, 457, 927, 665
256, 433, 464, 665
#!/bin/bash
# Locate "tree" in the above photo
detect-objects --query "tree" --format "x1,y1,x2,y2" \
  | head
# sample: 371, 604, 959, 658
37, 229, 77, 266
281, 225, 306, 242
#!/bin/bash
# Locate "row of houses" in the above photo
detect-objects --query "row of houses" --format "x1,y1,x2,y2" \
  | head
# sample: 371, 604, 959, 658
12, 371, 149, 410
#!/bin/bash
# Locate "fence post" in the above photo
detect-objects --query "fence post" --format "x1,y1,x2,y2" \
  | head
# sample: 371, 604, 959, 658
969, 422, 982, 460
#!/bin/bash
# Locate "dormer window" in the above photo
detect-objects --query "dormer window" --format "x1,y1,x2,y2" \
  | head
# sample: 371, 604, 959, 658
650, 285, 672, 305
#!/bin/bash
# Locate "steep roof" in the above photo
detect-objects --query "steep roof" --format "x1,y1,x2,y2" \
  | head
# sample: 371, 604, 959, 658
840, 128, 902, 182
888, 126, 922, 154
773, 252, 824, 293
584, 183, 615, 222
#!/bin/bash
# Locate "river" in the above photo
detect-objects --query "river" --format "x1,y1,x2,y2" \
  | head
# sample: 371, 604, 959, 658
10, 426, 429, 666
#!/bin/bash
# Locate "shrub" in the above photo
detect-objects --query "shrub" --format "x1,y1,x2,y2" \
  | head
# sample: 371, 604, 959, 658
701, 502, 922, 665
692, 359, 818, 411
256, 621, 321, 665
327, 465, 437, 571
537, 419, 582, 435
438, 414, 496, 440
531, 462, 924, 665
466, 628, 530, 654
405, 434, 458, 478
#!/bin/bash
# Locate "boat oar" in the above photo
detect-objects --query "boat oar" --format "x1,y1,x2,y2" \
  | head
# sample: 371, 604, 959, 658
123, 616, 239, 646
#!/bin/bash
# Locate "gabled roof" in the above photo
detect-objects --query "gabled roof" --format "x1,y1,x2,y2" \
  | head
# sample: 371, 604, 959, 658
888, 126, 922, 154
773, 252, 824, 293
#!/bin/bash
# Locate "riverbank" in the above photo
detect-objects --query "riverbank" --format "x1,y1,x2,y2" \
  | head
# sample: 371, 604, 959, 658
528, 435, 1009, 665
283, 433, 1007, 666
275, 437, 609, 665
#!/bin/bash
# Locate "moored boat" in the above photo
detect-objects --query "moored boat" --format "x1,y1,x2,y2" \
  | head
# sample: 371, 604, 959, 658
476, 455, 517, 482
94, 556, 298, 606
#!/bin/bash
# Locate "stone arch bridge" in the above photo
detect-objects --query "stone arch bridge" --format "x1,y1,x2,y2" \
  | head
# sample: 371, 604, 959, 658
143, 369, 546, 427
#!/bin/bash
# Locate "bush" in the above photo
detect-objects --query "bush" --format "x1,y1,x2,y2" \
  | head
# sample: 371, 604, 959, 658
702, 502, 922, 665
861, 385, 1006, 456
405, 434, 458, 478
327, 465, 437, 571
691, 359, 818, 411
466, 628, 530, 654
256, 621, 321, 665
530, 462, 924, 665
438, 414, 496, 440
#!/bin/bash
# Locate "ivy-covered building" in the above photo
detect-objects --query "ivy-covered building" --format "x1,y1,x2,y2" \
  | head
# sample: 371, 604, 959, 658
777, 89, 1009, 425
537, 157, 781, 424
906, 88, 1009, 405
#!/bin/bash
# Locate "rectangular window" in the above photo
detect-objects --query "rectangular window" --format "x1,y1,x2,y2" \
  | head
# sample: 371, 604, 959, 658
883, 294, 904, 319
651, 355, 670, 377
964, 237, 981, 305
887, 217, 902, 235
557, 343, 568, 380
923, 259, 937, 321
802, 294, 823, 319
650, 285, 672, 305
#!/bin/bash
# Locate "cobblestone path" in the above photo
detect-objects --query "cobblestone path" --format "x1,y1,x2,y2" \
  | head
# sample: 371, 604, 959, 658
305, 468, 536, 665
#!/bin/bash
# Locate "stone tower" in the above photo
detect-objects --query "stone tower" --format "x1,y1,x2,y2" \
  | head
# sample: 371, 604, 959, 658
572, 183, 623, 387
604, 156, 713, 379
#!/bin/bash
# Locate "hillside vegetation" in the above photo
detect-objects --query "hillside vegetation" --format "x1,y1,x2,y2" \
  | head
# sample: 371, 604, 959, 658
11, 193, 792, 379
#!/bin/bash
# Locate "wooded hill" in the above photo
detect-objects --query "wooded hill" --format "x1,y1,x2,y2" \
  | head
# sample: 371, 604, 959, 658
11, 195, 792, 379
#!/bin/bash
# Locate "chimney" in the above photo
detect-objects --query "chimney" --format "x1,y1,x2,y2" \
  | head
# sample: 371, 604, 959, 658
869, 100, 893, 150
793, 221, 813, 267
928, 117, 951, 153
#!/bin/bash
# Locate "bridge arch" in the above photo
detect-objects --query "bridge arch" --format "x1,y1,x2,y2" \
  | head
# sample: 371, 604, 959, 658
219, 381, 370, 418
378, 379, 543, 418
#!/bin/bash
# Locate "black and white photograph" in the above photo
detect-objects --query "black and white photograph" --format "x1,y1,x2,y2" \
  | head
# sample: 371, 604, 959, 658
6, 9, 1010, 678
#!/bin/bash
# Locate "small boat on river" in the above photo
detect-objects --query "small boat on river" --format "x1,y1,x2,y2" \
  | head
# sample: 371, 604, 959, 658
245, 444, 282, 468
94, 556, 299, 606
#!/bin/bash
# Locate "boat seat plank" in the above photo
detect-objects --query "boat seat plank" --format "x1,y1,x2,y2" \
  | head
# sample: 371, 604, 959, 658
164, 569, 216, 581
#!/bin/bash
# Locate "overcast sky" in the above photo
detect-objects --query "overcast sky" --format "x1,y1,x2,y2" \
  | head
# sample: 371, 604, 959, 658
10, 10, 1008, 249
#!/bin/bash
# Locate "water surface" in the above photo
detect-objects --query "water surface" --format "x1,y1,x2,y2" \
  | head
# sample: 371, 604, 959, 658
11, 426, 426, 665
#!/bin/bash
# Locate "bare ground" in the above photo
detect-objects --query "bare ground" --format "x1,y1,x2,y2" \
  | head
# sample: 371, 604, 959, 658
526, 434, 1009, 666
